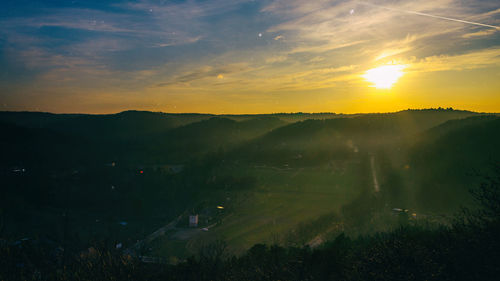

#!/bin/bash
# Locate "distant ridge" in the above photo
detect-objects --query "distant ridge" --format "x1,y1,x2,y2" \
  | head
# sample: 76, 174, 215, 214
1, 107, 491, 116
0, 108, 487, 139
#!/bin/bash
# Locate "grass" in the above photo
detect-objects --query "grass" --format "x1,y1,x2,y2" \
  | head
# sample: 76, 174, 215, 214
154, 156, 369, 257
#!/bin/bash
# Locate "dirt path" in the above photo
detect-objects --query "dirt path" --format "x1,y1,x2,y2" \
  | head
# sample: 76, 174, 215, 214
307, 235, 324, 248
370, 154, 380, 192
307, 223, 344, 249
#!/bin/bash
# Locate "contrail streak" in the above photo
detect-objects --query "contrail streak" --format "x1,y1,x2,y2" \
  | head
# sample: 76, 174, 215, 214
357, 1, 500, 30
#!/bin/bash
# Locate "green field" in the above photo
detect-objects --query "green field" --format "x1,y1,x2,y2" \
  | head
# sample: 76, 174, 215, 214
152, 156, 370, 257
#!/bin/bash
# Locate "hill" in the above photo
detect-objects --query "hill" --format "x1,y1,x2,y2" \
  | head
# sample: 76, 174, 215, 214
408, 115, 500, 212
0, 111, 212, 141
228, 109, 479, 166
0, 108, 497, 259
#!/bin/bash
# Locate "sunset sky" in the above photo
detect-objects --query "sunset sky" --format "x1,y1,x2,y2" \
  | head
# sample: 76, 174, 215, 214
1, 0, 499, 114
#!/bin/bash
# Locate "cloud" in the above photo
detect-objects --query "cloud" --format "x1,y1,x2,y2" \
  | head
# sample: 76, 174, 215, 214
309, 56, 325, 63
371, 35, 418, 61
409, 48, 500, 73
124, 0, 253, 19
264, 0, 499, 59
153, 36, 203, 48
289, 40, 367, 55
265, 55, 287, 64
1, 0, 500, 113
10, 46, 99, 71
234, 64, 359, 92
462, 29, 498, 38
357, 1, 500, 30
1, 8, 137, 33
155, 63, 251, 87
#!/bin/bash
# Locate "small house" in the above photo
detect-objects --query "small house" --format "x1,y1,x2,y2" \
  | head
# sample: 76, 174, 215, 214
189, 215, 199, 227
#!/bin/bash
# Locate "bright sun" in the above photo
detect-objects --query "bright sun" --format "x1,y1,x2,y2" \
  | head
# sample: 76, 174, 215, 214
363, 65, 406, 89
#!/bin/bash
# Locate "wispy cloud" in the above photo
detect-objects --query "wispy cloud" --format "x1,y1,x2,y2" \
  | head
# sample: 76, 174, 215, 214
462, 29, 498, 38
409, 48, 500, 73
265, 55, 288, 64
155, 63, 251, 87
1, 0, 499, 113
264, 0, 499, 57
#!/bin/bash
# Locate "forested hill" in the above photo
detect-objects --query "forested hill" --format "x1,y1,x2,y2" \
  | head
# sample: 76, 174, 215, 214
0, 108, 497, 263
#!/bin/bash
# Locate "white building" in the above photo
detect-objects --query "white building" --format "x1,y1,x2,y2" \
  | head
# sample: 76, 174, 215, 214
189, 215, 199, 227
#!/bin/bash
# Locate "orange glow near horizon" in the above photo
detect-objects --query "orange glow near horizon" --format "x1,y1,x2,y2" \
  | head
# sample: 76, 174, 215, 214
1, 0, 499, 114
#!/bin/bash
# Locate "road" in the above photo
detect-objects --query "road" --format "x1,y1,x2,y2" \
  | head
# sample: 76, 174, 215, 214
126, 212, 185, 255
370, 154, 380, 192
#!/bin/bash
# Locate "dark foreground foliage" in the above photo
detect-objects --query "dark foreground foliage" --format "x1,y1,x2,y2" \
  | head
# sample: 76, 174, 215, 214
2, 174, 500, 281
2, 222, 499, 281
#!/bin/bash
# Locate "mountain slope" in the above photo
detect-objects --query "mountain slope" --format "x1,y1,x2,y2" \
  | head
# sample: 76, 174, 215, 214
408, 115, 500, 212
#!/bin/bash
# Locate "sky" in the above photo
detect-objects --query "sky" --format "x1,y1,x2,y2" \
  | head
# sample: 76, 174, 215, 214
0, 0, 499, 114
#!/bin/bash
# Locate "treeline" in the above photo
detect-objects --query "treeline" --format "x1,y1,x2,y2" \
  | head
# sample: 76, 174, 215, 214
1, 215, 498, 280
2, 174, 499, 281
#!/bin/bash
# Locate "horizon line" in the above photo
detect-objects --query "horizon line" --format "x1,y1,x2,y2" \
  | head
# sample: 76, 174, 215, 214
1, 107, 498, 116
